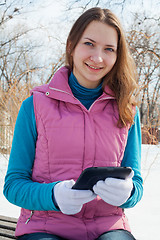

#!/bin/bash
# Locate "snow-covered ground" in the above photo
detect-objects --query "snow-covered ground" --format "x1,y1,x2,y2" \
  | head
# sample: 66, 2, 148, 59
0, 144, 160, 240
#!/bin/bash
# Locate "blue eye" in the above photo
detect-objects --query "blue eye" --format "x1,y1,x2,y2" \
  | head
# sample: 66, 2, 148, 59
105, 48, 114, 52
84, 42, 93, 46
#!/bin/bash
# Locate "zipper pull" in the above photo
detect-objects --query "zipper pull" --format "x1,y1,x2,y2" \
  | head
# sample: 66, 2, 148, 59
25, 210, 34, 224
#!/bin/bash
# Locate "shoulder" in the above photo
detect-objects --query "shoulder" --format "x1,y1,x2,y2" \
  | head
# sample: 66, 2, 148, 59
128, 106, 141, 134
21, 96, 34, 119
23, 95, 33, 106
17, 96, 37, 137
18, 96, 35, 122
134, 106, 140, 121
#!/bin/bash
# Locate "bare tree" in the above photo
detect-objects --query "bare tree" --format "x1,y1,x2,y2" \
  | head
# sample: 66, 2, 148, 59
127, 13, 160, 131
0, 0, 65, 152
65, 0, 139, 11
1, 0, 159, 153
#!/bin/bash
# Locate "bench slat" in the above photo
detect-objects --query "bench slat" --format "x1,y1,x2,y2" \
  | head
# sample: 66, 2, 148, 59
0, 216, 17, 224
0, 215, 17, 239
0, 221, 16, 230
0, 236, 16, 240
0, 230, 16, 239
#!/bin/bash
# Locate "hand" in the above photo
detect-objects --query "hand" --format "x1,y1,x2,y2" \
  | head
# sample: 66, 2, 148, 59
93, 170, 134, 206
54, 179, 96, 215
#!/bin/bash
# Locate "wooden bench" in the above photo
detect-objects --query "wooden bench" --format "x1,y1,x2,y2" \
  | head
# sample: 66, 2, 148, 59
0, 215, 17, 239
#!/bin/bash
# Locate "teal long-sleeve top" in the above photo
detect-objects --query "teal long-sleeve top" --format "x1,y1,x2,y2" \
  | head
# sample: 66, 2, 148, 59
3, 73, 143, 211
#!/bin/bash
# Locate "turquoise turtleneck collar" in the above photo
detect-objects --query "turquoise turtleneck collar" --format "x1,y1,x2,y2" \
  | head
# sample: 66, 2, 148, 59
68, 72, 103, 110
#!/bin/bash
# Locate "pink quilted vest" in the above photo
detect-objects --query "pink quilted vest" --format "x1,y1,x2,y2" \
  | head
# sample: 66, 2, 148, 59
16, 67, 131, 240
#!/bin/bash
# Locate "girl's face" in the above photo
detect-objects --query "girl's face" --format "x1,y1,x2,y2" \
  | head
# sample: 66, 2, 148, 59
72, 21, 118, 88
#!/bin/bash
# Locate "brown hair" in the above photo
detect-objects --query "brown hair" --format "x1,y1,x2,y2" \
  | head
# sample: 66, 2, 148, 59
65, 7, 138, 127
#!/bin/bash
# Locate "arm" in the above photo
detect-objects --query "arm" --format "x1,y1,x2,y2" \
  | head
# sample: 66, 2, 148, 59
3, 96, 95, 214
120, 107, 143, 208
93, 108, 143, 208
3, 96, 59, 211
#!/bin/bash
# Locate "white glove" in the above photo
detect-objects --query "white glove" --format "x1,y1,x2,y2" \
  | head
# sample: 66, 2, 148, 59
54, 179, 96, 215
93, 170, 134, 206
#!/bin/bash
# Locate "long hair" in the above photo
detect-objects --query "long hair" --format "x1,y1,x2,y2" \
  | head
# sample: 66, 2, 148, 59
65, 7, 138, 127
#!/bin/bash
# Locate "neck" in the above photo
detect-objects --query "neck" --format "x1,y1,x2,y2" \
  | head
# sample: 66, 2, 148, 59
68, 72, 103, 109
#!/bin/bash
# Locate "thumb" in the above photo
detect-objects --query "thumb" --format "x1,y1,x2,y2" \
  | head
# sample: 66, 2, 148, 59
127, 169, 134, 179
64, 179, 76, 189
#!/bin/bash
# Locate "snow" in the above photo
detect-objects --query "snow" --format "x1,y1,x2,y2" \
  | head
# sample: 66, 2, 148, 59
126, 144, 160, 239
0, 144, 160, 239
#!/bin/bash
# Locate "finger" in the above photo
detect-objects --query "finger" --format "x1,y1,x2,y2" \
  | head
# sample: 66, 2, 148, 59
105, 177, 128, 188
64, 179, 76, 188
61, 206, 82, 215
64, 180, 96, 198
94, 180, 107, 190
93, 185, 98, 195
127, 169, 134, 179
104, 179, 133, 195
69, 192, 96, 206
80, 193, 97, 204
93, 183, 116, 197
92, 187, 119, 206
99, 193, 120, 206
93, 184, 108, 195
102, 185, 124, 196
70, 189, 96, 199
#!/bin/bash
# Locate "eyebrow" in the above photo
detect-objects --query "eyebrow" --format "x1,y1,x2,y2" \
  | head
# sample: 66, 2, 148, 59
84, 37, 117, 48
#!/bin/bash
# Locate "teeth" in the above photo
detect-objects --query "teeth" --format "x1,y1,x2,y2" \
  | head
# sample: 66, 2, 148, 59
90, 66, 100, 69
86, 63, 102, 70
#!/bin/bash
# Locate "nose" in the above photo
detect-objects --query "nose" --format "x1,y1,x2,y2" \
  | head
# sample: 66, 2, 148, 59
90, 50, 103, 64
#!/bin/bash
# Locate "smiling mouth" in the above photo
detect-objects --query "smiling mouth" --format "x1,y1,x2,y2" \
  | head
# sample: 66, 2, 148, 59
85, 63, 103, 70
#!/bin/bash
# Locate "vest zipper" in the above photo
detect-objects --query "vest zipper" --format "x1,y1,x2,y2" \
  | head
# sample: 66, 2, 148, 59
25, 210, 34, 224
49, 86, 80, 102
88, 97, 113, 112
49, 86, 114, 112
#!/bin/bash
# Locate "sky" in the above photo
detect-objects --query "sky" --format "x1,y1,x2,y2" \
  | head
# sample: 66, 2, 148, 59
32, 0, 160, 24
19, 0, 159, 57
19, 0, 160, 51
2, 0, 159, 83
3, 0, 160, 49
10, 0, 159, 33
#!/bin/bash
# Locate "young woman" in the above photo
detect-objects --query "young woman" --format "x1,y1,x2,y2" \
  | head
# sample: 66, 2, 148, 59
3, 7, 143, 240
